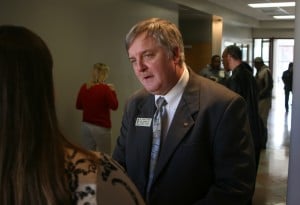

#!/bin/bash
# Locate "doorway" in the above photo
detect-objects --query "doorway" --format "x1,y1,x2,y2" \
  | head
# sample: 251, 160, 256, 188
273, 39, 294, 105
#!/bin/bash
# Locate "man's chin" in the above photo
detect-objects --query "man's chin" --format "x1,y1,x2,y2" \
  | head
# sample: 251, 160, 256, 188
145, 86, 160, 95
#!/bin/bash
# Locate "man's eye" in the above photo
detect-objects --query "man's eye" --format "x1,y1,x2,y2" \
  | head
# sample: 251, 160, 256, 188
129, 58, 136, 64
143, 53, 154, 60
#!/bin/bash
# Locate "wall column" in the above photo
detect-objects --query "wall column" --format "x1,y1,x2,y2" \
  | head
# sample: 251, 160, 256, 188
212, 15, 223, 55
287, 2, 300, 204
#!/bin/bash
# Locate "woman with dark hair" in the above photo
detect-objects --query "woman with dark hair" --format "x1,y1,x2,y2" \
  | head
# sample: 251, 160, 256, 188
0, 25, 144, 205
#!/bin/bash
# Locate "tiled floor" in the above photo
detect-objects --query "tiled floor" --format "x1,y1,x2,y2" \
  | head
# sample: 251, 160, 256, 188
252, 89, 291, 205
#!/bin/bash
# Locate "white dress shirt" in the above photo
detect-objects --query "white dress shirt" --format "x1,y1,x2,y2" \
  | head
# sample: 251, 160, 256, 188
155, 65, 189, 140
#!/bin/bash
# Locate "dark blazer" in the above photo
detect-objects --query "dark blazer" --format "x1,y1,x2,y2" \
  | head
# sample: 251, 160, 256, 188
226, 63, 262, 151
113, 70, 256, 205
282, 69, 293, 91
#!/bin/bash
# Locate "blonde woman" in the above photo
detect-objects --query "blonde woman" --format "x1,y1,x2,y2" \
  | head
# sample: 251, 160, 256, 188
76, 63, 118, 154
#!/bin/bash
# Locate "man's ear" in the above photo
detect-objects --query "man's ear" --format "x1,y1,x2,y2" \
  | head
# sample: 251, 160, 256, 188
172, 47, 180, 63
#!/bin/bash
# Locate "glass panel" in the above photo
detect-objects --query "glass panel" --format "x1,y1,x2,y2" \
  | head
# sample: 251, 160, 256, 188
241, 44, 248, 62
262, 40, 270, 66
254, 39, 262, 60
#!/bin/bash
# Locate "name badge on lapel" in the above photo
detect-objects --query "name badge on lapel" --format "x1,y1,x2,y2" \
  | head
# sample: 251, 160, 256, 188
135, 117, 152, 127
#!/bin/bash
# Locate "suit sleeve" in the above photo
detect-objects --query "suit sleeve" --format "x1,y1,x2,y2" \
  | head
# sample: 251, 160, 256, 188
200, 96, 256, 205
112, 100, 130, 169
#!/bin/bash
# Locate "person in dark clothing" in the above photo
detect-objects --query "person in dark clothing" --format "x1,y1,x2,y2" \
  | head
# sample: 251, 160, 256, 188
200, 55, 229, 84
282, 62, 293, 112
113, 18, 256, 205
222, 45, 263, 205
254, 57, 273, 149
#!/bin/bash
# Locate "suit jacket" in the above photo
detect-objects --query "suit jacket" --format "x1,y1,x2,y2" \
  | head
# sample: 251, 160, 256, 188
226, 63, 262, 150
282, 70, 293, 91
113, 70, 256, 205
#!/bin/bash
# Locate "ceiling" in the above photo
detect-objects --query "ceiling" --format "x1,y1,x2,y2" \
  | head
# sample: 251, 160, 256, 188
206, 0, 295, 21
176, 0, 296, 21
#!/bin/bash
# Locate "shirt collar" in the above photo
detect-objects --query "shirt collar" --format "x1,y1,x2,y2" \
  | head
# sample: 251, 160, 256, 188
155, 64, 189, 106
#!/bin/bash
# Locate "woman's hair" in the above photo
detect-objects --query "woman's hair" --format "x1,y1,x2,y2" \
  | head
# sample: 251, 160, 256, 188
125, 18, 185, 66
0, 25, 75, 204
93, 62, 110, 83
86, 62, 110, 89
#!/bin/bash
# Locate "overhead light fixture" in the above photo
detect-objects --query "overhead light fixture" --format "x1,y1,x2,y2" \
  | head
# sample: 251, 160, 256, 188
248, 2, 295, 8
273, 15, 295, 19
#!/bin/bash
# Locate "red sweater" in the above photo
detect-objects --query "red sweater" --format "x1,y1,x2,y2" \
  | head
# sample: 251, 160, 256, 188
76, 83, 118, 128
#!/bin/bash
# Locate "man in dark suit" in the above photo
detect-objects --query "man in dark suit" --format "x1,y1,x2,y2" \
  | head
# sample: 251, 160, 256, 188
113, 18, 256, 205
282, 62, 293, 112
222, 45, 263, 205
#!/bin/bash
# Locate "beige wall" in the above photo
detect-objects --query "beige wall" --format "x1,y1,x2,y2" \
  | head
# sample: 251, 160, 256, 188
0, 0, 178, 151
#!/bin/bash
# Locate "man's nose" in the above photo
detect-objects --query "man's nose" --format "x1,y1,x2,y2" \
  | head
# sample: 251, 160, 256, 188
136, 59, 147, 72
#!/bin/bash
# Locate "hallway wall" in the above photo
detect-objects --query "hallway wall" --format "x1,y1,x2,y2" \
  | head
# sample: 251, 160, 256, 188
287, 0, 300, 204
0, 0, 178, 148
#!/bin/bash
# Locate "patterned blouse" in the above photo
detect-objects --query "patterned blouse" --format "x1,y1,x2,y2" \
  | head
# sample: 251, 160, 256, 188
64, 149, 145, 205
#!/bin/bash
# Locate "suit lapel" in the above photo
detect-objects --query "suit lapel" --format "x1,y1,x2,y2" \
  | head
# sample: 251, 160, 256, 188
154, 72, 200, 180
134, 94, 156, 178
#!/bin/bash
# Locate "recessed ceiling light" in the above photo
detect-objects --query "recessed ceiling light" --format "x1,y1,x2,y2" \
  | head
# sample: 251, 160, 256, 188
273, 15, 295, 19
248, 2, 295, 8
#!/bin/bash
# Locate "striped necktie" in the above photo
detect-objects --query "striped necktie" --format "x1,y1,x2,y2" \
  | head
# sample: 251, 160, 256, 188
146, 97, 167, 194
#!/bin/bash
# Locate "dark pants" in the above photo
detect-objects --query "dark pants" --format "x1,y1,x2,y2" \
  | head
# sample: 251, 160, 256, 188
284, 90, 292, 111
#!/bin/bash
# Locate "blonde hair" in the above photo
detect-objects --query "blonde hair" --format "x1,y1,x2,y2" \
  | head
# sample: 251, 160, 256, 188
87, 63, 110, 89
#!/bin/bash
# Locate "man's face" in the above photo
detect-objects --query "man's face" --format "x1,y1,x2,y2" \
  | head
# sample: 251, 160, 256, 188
128, 32, 181, 95
254, 61, 261, 70
211, 57, 221, 70
222, 52, 230, 71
